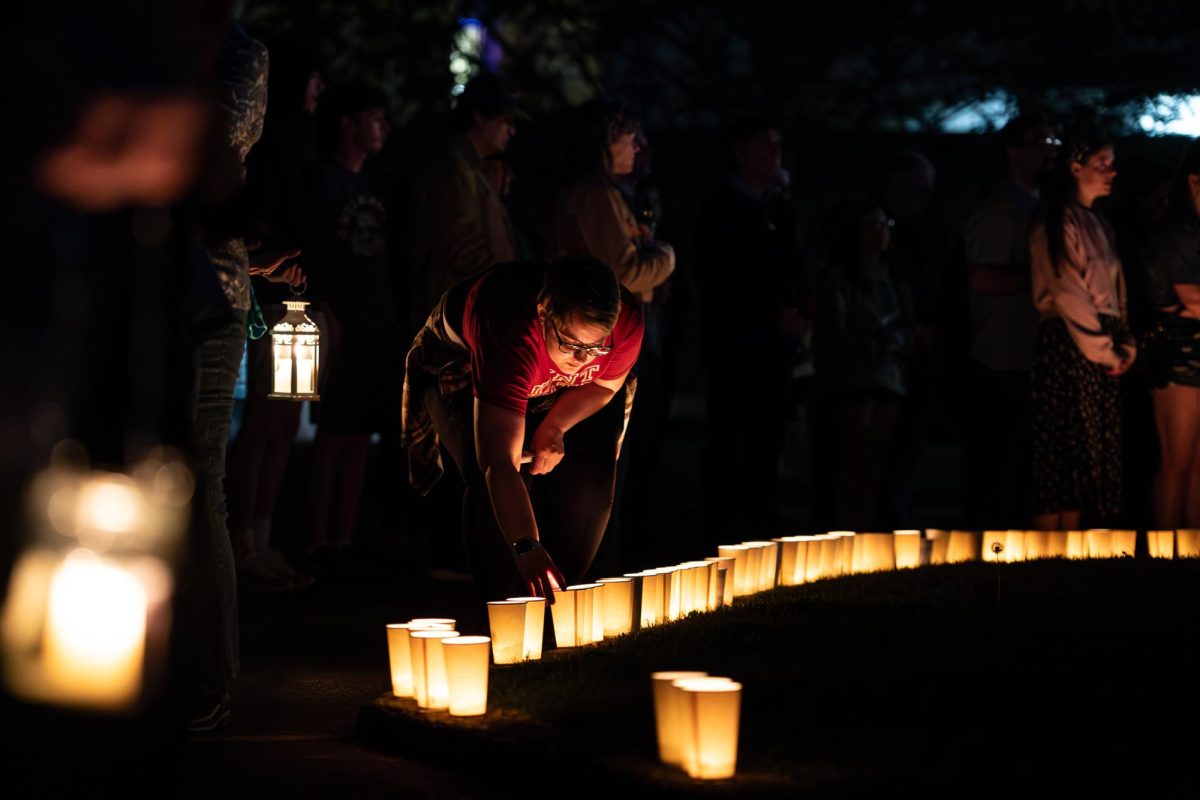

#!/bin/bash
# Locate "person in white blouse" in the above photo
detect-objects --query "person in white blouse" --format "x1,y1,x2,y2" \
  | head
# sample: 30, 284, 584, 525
1028, 131, 1136, 531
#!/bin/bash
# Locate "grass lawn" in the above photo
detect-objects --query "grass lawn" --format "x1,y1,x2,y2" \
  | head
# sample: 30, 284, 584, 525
362, 559, 1200, 796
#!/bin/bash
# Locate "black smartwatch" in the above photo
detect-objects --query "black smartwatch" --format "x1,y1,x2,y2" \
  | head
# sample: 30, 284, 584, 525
513, 536, 540, 556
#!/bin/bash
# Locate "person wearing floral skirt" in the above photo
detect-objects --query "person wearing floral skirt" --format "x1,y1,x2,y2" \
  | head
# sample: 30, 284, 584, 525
1029, 131, 1136, 530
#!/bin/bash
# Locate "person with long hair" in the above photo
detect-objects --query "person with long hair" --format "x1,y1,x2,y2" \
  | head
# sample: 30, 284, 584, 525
1029, 130, 1135, 531
1145, 139, 1200, 527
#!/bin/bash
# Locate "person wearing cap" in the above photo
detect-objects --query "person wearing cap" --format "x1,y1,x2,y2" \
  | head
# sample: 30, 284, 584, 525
402, 258, 644, 602
408, 73, 520, 323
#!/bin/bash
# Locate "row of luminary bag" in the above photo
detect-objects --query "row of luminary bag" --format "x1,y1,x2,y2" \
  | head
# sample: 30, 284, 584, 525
384, 530, 1196, 719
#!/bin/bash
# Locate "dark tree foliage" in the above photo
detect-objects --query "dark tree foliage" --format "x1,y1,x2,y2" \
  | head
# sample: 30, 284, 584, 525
239, 0, 1200, 131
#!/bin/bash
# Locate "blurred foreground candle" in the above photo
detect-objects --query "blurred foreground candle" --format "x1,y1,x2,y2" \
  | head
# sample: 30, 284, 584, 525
1111, 529, 1136, 557
673, 676, 743, 780
1177, 529, 1200, 558
410, 630, 459, 709
946, 530, 982, 563
852, 532, 895, 573
486, 601, 528, 665
1046, 531, 1068, 558
2, 456, 191, 712
651, 671, 708, 767
42, 551, 148, 708
1147, 530, 1174, 559
1086, 529, 1113, 558
597, 578, 634, 637
893, 530, 921, 569
443, 636, 490, 716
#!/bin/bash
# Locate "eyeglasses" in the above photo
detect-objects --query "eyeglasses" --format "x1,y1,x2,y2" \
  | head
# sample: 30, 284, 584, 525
548, 319, 613, 359
1017, 136, 1062, 148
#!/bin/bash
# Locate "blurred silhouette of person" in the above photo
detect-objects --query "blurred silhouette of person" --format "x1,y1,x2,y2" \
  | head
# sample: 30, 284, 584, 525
305, 82, 396, 563
408, 73, 520, 323
961, 114, 1059, 528
811, 199, 914, 531
695, 117, 806, 545
878, 150, 945, 526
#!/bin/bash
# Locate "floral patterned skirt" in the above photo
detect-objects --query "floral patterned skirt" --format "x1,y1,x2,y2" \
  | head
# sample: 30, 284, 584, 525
1030, 316, 1124, 520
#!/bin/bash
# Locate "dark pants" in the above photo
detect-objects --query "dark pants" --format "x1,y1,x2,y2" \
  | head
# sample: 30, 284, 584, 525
426, 384, 630, 601
177, 316, 244, 700
962, 360, 1031, 528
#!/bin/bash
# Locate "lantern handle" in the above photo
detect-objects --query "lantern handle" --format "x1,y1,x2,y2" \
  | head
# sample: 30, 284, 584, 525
290, 279, 309, 297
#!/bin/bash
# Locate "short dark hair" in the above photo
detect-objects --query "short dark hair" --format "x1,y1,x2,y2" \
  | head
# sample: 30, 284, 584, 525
315, 80, 388, 154
1000, 112, 1054, 150
538, 257, 622, 332
730, 115, 779, 147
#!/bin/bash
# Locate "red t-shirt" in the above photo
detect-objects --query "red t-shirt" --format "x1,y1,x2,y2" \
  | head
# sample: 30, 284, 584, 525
460, 262, 643, 415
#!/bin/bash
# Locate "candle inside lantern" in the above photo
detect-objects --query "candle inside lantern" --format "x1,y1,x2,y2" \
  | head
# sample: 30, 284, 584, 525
1004, 530, 1026, 562
550, 588, 578, 647
717, 545, 751, 596
852, 532, 895, 573
651, 671, 708, 767
295, 346, 315, 394
927, 529, 950, 565
1111, 529, 1136, 557
42, 551, 148, 709
486, 601, 528, 665
1086, 529, 1113, 558
946, 530, 981, 563
1147, 530, 1174, 559
1024, 530, 1048, 560
596, 578, 634, 637
443, 636, 490, 716
673, 676, 743, 780
273, 342, 292, 394
1176, 529, 1200, 558
505, 596, 546, 660
385, 620, 454, 698
410, 630, 459, 709
894, 530, 921, 569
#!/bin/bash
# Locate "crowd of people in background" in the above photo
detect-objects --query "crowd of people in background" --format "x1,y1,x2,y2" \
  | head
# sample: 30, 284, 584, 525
222, 30, 1200, 615
13, 9, 1200, 732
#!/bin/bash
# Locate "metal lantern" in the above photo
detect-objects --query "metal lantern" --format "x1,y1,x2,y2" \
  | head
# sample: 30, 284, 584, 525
269, 299, 320, 400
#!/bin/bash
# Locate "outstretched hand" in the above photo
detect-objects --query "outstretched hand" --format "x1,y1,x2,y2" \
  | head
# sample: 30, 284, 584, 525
514, 539, 566, 603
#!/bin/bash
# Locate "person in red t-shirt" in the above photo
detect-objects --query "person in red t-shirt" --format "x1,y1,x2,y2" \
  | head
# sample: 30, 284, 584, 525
403, 258, 643, 603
